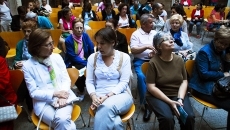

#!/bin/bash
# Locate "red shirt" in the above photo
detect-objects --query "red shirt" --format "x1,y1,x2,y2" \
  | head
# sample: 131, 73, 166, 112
70, 0, 80, 3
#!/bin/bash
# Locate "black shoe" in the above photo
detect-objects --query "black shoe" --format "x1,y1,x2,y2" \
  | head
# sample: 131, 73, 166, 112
143, 105, 152, 122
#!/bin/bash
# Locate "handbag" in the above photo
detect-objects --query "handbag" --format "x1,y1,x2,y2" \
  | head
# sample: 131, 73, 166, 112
0, 94, 18, 123
213, 76, 230, 98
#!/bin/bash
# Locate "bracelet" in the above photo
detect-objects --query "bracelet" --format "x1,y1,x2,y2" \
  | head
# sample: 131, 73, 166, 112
177, 98, 184, 102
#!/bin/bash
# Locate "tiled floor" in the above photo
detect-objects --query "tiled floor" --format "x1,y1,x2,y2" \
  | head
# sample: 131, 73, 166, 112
13, 28, 228, 130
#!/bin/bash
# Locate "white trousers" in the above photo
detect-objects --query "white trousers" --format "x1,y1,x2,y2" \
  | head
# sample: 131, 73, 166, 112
94, 92, 133, 130
39, 104, 76, 130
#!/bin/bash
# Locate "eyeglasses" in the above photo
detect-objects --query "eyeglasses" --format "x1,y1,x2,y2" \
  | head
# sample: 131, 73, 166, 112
42, 41, 54, 48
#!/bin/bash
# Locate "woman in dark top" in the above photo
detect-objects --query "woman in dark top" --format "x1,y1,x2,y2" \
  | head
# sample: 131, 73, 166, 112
11, 6, 27, 31
105, 18, 129, 54
102, 3, 116, 21
81, 2, 97, 30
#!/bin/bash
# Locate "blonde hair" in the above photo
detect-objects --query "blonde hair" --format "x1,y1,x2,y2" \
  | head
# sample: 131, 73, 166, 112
169, 14, 184, 25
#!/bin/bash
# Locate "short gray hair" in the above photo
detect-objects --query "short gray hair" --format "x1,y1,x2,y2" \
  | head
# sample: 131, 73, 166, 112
140, 14, 153, 25
153, 31, 171, 55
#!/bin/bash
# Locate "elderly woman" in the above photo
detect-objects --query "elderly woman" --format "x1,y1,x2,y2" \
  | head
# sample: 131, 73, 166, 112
189, 27, 230, 130
0, 36, 17, 130
105, 18, 128, 54
86, 27, 133, 130
163, 5, 187, 33
23, 29, 77, 130
115, 3, 135, 28
59, 7, 76, 53
13, 20, 37, 116
65, 18, 94, 100
146, 31, 195, 130
82, 2, 97, 30
188, 3, 204, 38
168, 14, 193, 56
0, 0, 12, 32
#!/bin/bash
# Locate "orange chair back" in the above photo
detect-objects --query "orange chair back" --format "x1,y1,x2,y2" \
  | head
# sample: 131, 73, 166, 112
141, 62, 149, 76
67, 68, 79, 88
86, 29, 100, 46
9, 70, 24, 92
185, 60, 195, 78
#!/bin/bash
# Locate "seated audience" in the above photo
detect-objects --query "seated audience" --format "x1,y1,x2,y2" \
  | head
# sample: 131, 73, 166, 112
105, 18, 128, 54
207, 3, 229, 31
0, 0, 12, 32
11, 6, 27, 31
151, 3, 165, 32
26, 11, 53, 29
163, 5, 188, 33
41, 0, 52, 14
23, 29, 77, 129
102, 3, 116, 21
97, 0, 105, 12
168, 14, 193, 54
65, 18, 94, 100
0, 36, 17, 130
70, 0, 81, 7
130, 0, 141, 17
130, 14, 157, 122
86, 27, 133, 130
81, 2, 97, 30
188, 2, 204, 38
159, 3, 167, 22
115, 3, 135, 28
189, 27, 230, 130
14, 20, 37, 115
33, 0, 50, 17
146, 31, 195, 130
59, 7, 76, 53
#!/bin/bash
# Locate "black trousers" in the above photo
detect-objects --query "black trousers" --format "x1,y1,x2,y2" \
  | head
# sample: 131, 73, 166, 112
69, 64, 85, 93
146, 95, 195, 130
192, 89, 230, 130
17, 79, 33, 112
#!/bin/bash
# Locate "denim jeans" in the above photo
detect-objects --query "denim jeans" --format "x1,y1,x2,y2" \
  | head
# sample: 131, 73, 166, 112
189, 21, 202, 35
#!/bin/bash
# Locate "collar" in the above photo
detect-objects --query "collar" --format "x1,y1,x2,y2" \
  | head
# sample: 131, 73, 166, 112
139, 28, 152, 35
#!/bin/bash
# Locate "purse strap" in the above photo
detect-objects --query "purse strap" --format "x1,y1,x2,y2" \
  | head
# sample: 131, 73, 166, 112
0, 94, 13, 105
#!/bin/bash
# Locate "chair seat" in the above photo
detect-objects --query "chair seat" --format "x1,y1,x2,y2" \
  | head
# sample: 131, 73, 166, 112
88, 103, 135, 122
6, 49, 16, 58
16, 105, 22, 115
192, 95, 218, 109
53, 48, 62, 54
31, 104, 81, 130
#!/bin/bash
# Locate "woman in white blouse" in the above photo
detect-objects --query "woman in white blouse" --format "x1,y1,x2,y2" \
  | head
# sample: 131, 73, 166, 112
0, 0, 12, 32
115, 3, 135, 28
86, 27, 133, 130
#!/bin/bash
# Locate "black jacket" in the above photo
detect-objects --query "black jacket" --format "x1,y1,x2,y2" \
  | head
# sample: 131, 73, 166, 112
115, 30, 129, 54
102, 9, 116, 21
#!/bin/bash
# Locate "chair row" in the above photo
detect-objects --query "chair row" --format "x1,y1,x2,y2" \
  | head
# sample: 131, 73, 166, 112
0, 29, 62, 58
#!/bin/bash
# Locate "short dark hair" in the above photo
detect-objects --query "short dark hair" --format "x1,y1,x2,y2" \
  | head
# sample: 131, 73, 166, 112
118, 3, 130, 14
62, 7, 71, 18
171, 5, 186, 16
17, 6, 27, 15
197, 2, 203, 9
28, 29, 51, 57
106, 18, 118, 28
105, 2, 112, 8
214, 3, 226, 12
152, 3, 161, 10
84, 2, 92, 11
94, 28, 117, 45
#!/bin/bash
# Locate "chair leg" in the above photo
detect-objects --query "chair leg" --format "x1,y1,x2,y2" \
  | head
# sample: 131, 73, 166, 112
88, 115, 91, 127
126, 119, 131, 130
131, 118, 135, 130
153, 115, 157, 129
201, 31, 206, 42
135, 105, 142, 120
198, 106, 207, 130
80, 113, 86, 127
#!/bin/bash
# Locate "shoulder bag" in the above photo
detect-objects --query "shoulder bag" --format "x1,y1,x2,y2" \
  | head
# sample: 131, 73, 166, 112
213, 76, 230, 98
0, 94, 18, 123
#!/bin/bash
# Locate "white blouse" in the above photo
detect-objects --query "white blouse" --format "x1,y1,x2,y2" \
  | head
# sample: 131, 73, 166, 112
118, 14, 129, 27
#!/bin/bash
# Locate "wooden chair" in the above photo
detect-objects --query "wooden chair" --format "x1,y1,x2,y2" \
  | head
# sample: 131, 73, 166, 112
49, 16, 59, 29
185, 60, 220, 130
88, 103, 135, 130
48, 29, 62, 53
92, 6, 98, 12
9, 70, 24, 116
88, 21, 106, 29
86, 28, 100, 46
31, 68, 86, 129
0, 31, 24, 58
49, 12, 58, 18
96, 12, 103, 21
114, 8, 119, 15
51, 8, 61, 13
